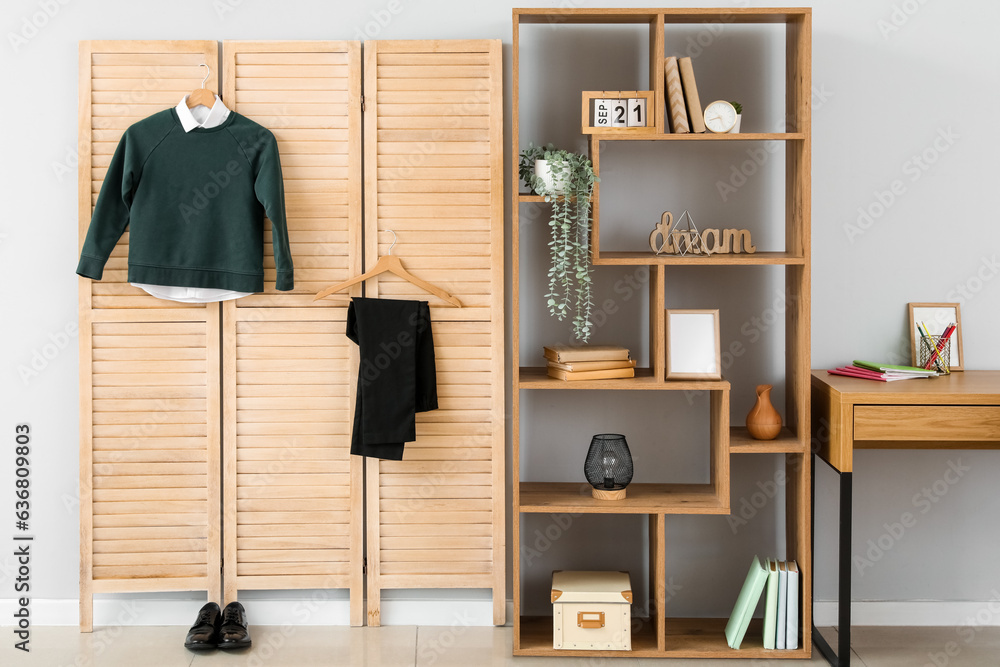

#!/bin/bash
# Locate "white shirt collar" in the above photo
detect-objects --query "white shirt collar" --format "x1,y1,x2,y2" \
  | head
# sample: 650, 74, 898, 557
175, 94, 231, 132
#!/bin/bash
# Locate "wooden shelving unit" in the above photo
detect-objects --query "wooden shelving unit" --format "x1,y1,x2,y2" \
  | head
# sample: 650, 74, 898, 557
512, 7, 812, 659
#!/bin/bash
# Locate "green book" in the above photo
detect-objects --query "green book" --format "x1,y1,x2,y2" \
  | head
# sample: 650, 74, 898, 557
763, 558, 780, 649
725, 555, 769, 649
853, 360, 937, 374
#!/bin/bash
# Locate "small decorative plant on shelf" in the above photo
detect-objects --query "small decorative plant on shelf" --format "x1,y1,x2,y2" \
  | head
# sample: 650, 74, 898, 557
518, 143, 598, 342
730, 101, 743, 133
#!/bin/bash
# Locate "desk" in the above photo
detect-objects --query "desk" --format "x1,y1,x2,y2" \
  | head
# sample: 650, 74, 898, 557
810, 370, 1000, 667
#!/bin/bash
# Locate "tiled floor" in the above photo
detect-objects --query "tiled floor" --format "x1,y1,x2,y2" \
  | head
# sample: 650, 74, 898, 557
6, 625, 1000, 666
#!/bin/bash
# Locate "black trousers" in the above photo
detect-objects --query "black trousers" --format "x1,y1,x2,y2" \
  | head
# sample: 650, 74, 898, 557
346, 297, 438, 460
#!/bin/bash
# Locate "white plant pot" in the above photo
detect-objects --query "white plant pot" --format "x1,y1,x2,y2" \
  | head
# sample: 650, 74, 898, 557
534, 159, 569, 195
728, 114, 742, 134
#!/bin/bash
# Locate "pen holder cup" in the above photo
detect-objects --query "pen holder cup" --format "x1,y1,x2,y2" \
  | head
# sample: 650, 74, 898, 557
918, 336, 951, 374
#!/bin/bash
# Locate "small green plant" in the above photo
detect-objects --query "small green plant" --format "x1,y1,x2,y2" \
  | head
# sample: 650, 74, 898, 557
730, 101, 743, 115
519, 143, 599, 342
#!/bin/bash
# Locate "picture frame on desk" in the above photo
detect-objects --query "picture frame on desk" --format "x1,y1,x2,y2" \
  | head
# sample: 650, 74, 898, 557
665, 309, 722, 380
908, 302, 964, 371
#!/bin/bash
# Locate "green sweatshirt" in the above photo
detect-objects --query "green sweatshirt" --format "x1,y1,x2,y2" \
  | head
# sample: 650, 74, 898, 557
77, 108, 293, 292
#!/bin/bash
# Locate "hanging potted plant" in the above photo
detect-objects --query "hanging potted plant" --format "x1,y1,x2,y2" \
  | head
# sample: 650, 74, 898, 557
519, 143, 598, 342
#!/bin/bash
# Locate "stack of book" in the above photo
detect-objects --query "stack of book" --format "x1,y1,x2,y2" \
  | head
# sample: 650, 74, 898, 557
544, 345, 635, 381
725, 556, 800, 650
664, 55, 705, 133
828, 360, 939, 382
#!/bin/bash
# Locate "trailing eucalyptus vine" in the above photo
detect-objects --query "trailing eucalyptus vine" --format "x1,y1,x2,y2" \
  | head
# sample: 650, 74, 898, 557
519, 143, 598, 342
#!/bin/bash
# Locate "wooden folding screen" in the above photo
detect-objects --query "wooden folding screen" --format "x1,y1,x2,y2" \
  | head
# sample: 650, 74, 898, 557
362, 40, 505, 626
80, 39, 504, 631
221, 41, 365, 625
78, 40, 222, 632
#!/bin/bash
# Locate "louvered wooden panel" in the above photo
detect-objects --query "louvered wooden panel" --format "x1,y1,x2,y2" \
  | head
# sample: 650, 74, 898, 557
376, 321, 496, 576
79, 41, 218, 310
224, 41, 362, 308
79, 41, 222, 633
221, 41, 364, 625
223, 308, 363, 623
81, 311, 221, 628
364, 40, 505, 627
365, 40, 503, 323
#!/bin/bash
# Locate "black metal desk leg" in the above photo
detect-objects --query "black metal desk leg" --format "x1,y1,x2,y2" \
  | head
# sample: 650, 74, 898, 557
812, 456, 852, 667
838, 472, 852, 663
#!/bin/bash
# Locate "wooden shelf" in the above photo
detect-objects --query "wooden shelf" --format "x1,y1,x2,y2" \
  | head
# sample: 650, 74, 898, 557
517, 616, 810, 659
518, 615, 658, 656
513, 9, 660, 24
513, 8, 810, 25
519, 482, 727, 515
517, 193, 590, 203
518, 367, 730, 390
592, 132, 805, 142
594, 251, 806, 266
730, 427, 806, 454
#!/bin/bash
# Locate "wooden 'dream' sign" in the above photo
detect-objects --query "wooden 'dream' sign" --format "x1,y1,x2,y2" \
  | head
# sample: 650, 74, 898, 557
649, 211, 756, 256
582, 91, 654, 134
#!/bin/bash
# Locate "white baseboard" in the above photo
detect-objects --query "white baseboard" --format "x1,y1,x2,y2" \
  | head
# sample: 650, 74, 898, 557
813, 600, 1000, 627
7, 598, 997, 628
0, 597, 515, 627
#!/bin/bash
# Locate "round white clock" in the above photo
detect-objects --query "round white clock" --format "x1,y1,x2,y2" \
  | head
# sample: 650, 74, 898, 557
703, 100, 738, 133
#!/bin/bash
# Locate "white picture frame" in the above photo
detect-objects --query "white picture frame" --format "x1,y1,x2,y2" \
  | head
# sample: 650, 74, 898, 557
665, 309, 722, 380
908, 302, 964, 371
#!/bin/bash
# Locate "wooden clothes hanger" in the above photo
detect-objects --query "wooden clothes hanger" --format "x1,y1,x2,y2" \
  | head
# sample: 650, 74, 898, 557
187, 63, 216, 109
313, 231, 463, 307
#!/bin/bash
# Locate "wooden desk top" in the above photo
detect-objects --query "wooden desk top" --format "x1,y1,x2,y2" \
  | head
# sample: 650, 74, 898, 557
812, 370, 1000, 405
811, 370, 1000, 472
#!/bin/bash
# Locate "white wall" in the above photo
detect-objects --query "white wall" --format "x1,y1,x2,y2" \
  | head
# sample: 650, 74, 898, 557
1, 0, 998, 627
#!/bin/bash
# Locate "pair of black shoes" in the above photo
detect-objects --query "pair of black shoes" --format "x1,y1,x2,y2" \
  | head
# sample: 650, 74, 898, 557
184, 601, 252, 651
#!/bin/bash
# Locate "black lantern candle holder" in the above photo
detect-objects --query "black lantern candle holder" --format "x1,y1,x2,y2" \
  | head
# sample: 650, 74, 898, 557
584, 434, 633, 500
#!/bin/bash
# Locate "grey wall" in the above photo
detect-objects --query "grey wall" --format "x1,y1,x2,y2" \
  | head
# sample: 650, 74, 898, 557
1, 0, 998, 621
